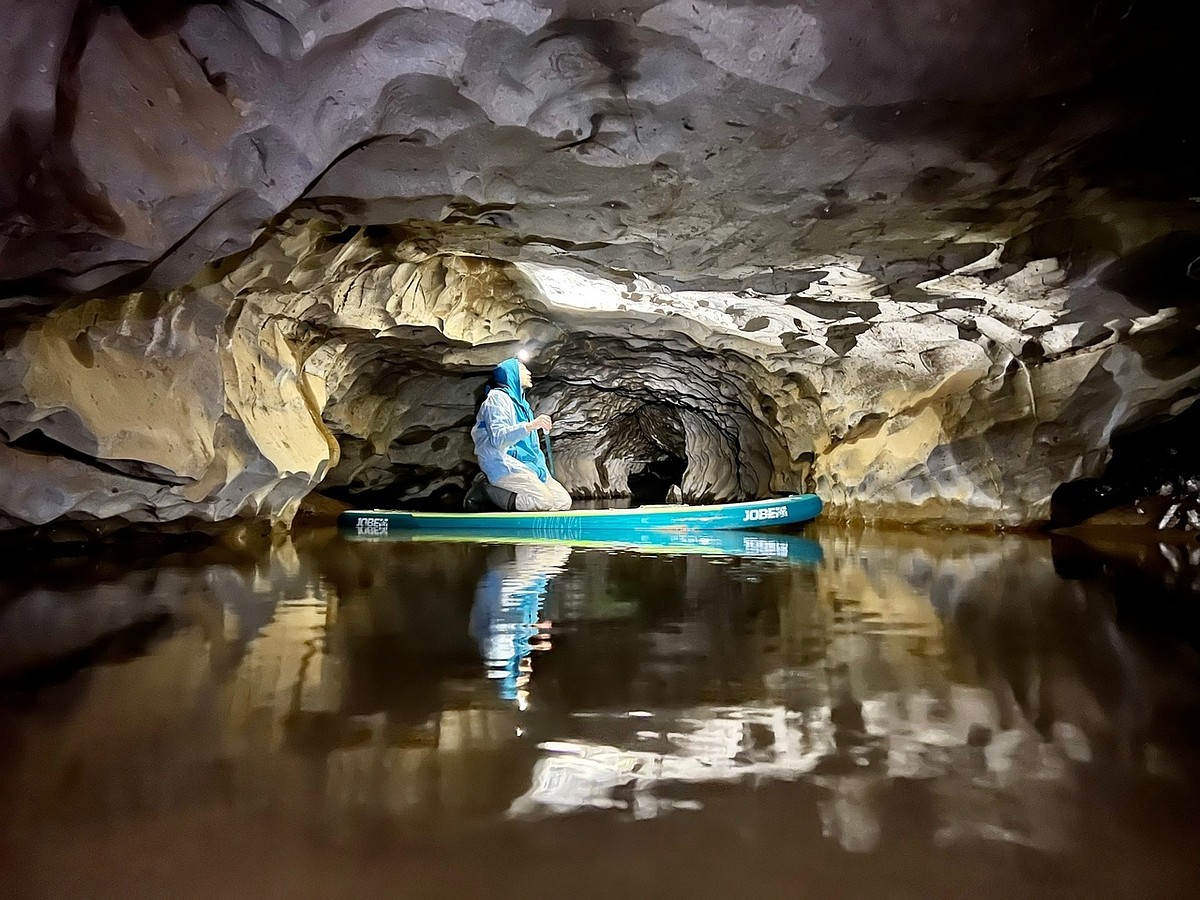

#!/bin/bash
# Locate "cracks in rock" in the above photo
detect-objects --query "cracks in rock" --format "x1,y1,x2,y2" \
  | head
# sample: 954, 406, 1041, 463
827, 412, 890, 450
8, 427, 188, 487
238, 0, 302, 39
177, 35, 230, 97
549, 112, 608, 154
1006, 351, 1042, 424
297, 132, 427, 212
623, 93, 642, 148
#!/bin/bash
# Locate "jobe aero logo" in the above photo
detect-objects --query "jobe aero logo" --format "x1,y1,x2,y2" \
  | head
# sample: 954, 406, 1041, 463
356, 516, 389, 536
742, 505, 787, 523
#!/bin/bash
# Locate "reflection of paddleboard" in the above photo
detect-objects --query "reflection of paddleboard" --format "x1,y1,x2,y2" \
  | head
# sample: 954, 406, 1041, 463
339, 494, 822, 539
341, 524, 823, 566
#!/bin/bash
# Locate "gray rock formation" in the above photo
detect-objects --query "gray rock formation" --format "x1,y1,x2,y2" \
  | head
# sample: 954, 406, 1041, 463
1, 1, 1199, 530
3, 0, 1198, 296
2, 213, 1195, 528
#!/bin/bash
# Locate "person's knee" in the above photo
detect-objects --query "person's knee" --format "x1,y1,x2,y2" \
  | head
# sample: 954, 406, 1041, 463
521, 492, 568, 512
514, 493, 542, 512
485, 485, 518, 511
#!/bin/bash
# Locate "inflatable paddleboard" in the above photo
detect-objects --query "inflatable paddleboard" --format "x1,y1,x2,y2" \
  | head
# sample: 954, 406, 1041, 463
339, 494, 822, 540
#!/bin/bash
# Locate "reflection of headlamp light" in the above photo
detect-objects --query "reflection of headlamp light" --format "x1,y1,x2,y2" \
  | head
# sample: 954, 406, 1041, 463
517, 349, 530, 363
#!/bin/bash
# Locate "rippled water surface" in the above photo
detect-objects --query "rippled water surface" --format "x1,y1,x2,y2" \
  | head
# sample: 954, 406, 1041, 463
2, 524, 1200, 899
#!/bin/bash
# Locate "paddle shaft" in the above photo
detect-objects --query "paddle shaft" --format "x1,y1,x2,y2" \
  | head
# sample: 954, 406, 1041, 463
542, 429, 555, 478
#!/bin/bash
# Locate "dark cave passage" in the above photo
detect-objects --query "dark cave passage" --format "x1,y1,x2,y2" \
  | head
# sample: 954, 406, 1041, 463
627, 454, 688, 506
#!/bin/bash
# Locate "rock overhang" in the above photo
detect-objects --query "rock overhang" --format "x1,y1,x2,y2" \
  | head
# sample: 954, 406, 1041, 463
4, 0, 1200, 295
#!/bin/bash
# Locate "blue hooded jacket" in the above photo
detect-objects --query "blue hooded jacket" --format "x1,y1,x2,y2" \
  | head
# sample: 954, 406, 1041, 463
477, 358, 549, 483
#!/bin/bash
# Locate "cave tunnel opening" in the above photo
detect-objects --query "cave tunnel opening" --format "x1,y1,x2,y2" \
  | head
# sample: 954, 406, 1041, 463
627, 454, 687, 506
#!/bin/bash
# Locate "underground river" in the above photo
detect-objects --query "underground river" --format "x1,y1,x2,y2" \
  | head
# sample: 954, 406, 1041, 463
2, 524, 1199, 898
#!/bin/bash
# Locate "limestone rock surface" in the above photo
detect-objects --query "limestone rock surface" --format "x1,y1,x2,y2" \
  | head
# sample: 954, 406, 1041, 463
0, 284, 336, 529
3, 1, 1198, 297
2, 1, 1199, 530
3, 213, 1190, 529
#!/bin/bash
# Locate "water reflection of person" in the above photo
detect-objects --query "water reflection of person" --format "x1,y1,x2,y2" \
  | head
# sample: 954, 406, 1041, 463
469, 544, 573, 708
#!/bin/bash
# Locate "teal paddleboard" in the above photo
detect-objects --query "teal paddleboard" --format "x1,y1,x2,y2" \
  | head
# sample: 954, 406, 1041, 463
338, 494, 822, 540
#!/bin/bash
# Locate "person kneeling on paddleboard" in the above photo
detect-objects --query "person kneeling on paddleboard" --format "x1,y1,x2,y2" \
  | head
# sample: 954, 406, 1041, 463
464, 358, 572, 512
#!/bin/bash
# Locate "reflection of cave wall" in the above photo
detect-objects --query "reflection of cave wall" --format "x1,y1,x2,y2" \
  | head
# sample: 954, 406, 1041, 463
11, 527, 1200, 869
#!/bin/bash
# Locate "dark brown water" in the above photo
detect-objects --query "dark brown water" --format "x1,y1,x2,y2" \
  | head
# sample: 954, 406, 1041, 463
2, 525, 1200, 899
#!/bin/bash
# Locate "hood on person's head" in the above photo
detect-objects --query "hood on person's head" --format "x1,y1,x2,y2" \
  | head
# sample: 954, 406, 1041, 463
492, 358, 526, 403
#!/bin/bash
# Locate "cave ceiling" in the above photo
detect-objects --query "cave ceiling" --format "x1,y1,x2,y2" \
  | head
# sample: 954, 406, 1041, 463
4, 0, 1200, 300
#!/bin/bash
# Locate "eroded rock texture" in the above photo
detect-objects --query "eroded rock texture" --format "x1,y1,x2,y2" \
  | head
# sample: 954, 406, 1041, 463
0, 281, 336, 528
3, 213, 1195, 528
4, 0, 1200, 295
2, 1, 1199, 529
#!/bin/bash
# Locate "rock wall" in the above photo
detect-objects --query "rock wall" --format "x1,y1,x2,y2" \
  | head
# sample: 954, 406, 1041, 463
0, 282, 336, 530
3, 1, 1199, 297
4, 213, 1194, 529
3, 2, 1200, 530
519, 254, 1200, 524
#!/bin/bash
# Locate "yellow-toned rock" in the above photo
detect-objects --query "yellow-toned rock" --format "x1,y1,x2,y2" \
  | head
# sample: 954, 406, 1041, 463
0, 287, 335, 529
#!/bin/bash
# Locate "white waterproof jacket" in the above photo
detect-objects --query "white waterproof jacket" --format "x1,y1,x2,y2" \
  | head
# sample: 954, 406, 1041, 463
471, 390, 535, 484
